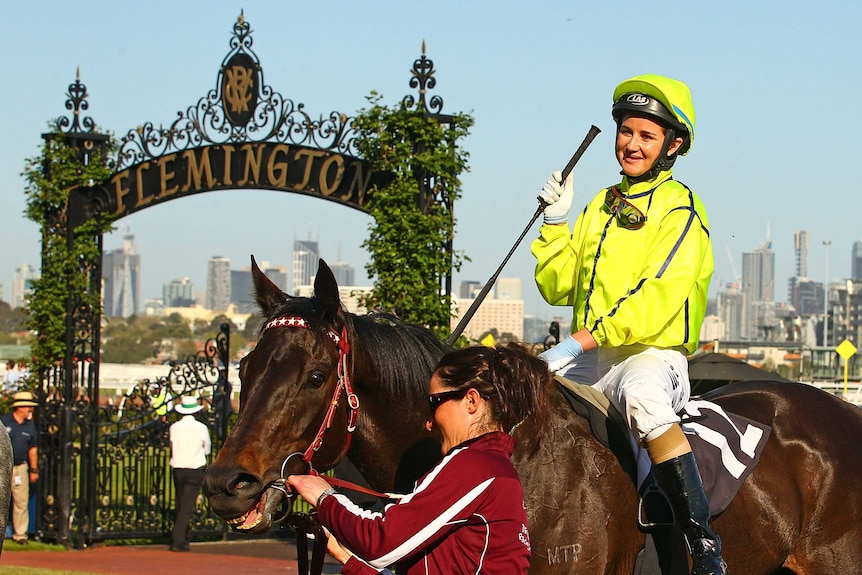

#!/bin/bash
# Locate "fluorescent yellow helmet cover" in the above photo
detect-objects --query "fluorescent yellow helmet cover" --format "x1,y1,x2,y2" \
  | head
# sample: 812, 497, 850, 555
613, 74, 696, 154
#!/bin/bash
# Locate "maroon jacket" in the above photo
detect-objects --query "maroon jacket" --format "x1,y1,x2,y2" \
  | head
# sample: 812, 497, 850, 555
319, 431, 531, 574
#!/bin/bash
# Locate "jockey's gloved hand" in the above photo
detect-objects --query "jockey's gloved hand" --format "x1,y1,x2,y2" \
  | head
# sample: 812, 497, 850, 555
538, 335, 584, 373
537, 170, 574, 225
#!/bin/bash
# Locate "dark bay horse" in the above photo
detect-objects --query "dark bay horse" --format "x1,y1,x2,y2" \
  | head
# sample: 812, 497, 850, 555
204, 258, 862, 575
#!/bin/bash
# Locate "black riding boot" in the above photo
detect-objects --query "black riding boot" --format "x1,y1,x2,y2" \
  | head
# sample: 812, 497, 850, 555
653, 452, 728, 575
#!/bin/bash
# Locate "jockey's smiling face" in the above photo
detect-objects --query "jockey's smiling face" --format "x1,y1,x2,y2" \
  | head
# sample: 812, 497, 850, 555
616, 115, 683, 177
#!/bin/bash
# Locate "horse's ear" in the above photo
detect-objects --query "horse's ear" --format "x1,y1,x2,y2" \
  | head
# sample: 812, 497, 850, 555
251, 255, 288, 316
313, 258, 342, 320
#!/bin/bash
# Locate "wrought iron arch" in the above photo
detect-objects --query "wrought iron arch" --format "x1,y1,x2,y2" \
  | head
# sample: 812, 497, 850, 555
38, 13, 457, 547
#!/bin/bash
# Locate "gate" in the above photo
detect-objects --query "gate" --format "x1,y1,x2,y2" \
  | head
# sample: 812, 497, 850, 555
33, 12, 459, 546
38, 325, 233, 545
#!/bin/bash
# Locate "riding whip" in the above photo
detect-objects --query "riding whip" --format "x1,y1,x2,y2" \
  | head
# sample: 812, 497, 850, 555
447, 125, 601, 346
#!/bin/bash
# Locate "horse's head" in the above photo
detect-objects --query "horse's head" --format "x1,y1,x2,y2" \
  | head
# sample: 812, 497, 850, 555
203, 256, 358, 532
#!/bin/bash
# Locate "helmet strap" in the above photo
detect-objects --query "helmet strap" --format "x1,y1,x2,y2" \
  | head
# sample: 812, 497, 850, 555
629, 128, 678, 183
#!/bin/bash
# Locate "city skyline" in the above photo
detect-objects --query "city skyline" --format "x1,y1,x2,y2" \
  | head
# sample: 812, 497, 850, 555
2, 2, 861, 324
5, 227, 861, 322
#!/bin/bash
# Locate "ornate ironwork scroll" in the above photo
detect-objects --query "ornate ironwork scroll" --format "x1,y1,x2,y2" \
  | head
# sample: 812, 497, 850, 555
402, 40, 446, 116
117, 12, 359, 169
57, 68, 96, 135
40, 326, 234, 541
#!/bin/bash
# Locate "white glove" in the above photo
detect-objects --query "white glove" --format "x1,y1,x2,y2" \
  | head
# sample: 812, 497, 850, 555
537, 170, 574, 225
538, 335, 584, 373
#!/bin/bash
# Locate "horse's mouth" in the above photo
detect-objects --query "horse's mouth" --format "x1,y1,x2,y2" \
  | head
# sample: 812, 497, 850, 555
225, 485, 287, 533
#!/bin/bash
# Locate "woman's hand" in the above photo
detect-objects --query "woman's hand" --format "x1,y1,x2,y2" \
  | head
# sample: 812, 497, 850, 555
325, 530, 354, 565
286, 474, 333, 507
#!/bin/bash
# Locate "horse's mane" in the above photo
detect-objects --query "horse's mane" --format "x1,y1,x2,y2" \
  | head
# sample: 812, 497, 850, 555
260, 297, 451, 404
350, 312, 452, 403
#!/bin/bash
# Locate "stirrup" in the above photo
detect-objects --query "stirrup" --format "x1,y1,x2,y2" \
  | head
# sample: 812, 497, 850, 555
637, 482, 675, 530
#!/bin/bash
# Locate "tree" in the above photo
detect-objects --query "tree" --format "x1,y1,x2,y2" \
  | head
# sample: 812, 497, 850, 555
23, 127, 116, 374
0, 301, 28, 334
353, 93, 473, 337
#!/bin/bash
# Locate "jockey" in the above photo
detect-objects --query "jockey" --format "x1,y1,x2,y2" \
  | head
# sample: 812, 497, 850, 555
531, 74, 725, 575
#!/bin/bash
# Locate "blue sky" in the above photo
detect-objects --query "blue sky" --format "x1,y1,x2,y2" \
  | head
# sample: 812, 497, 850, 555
3, 1, 860, 323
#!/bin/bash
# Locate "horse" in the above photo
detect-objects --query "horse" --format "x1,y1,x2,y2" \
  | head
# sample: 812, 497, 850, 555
204, 257, 862, 575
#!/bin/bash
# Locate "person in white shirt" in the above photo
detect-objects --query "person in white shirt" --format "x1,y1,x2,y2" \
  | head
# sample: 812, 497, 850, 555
4, 360, 20, 394
168, 396, 211, 552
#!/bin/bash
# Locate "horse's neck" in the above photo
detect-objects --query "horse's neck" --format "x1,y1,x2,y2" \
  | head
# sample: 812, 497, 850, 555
340, 336, 440, 493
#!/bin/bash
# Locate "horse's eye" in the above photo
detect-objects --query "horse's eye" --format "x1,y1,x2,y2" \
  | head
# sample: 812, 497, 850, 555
306, 370, 327, 389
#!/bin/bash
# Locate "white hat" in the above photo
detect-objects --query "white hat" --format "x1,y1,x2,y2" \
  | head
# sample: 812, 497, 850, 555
175, 396, 203, 415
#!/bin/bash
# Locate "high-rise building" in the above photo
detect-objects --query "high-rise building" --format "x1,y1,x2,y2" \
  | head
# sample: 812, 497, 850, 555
741, 233, 774, 338
458, 281, 482, 299
794, 230, 809, 278
699, 315, 725, 344
717, 284, 745, 340
329, 261, 355, 287
293, 239, 319, 294
230, 270, 254, 310
496, 278, 522, 300
450, 278, 524, 342
742, 240, 774, 303
329, 243, 356, 288
852, 239, 862, 280
103, 231, 141, 318
163, 277, 196, 307
206, 256, 231, 311
11, 263, 38, 309
230, 262, 288, 311
788, 277, 823, 316
262, 264, 289, 293
832, 279, 862, 348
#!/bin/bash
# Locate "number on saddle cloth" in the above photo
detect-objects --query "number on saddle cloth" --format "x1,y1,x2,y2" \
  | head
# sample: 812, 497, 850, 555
554, 377, 772, 518
680, 399, 771, 516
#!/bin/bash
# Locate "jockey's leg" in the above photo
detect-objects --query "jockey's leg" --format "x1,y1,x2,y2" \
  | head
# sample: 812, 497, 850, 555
604, 350, 726, 575
647, 425, 727, 575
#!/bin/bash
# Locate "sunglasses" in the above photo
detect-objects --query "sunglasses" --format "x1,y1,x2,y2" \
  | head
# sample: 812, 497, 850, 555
427, 388, 470, 414
604, 186, 646, 230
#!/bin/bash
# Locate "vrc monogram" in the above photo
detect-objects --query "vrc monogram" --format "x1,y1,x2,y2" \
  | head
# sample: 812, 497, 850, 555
224, 65, 254, 114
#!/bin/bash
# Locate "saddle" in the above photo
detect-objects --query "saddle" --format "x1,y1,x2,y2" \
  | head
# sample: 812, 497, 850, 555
554, 376, 771, 518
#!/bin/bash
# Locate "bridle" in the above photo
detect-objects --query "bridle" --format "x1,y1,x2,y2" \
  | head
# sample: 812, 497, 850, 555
242, 315, 390, 575
256, 316, 352, 575
262, 315, 359, 471
261, 315, 402, 501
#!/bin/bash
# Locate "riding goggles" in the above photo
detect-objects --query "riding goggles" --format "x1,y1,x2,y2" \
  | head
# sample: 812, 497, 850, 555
428, 388, 470, 414
604, 186, 646, 230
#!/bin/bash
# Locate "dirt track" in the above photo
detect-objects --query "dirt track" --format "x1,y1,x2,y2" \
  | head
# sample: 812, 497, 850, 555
0, 536, 343, 574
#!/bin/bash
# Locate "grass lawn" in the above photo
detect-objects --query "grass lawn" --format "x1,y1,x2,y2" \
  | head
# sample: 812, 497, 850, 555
1, 540, 66, 552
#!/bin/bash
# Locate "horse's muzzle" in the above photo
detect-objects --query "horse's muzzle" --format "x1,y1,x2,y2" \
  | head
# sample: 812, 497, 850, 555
203, 464, 288, 533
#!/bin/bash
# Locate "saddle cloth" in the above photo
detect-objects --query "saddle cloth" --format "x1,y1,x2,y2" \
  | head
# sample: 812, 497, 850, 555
555, 377, 771, 517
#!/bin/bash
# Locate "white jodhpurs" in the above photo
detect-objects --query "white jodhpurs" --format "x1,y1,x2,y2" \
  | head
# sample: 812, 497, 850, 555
553, 348, 600, 385
592, 347, 690, 442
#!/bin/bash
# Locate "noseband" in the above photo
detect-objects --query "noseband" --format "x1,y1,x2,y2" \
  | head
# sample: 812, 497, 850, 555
262, 315, 359, 474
